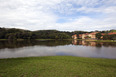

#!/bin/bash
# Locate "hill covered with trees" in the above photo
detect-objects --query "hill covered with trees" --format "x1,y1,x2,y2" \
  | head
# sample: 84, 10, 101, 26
0, 27, 116, 40
0, 27, 75, 40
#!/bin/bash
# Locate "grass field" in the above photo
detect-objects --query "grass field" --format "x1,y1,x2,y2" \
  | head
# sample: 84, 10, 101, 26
0, 56, 116, 77
0, 39, 116, 42
84, 40, 116, 42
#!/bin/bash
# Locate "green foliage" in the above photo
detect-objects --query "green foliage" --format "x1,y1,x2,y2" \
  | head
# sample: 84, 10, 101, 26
0, 28, 71, 40
96, 33, 102, 39
73, 31, 87, 34
103, 34, 116, 40
109, 29, 116, 32
5, 33, 16, 40
0, 27, 115, 40
0, 56, 116, 77
73, 31, 87, 37
86, 36, 91, 38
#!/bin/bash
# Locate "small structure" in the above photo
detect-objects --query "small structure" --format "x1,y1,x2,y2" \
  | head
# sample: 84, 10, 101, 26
79, 34, 82, 39
72, 34, 77, 40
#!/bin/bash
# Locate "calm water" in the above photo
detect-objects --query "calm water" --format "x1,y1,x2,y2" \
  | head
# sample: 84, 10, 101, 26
0, 40, 116, 59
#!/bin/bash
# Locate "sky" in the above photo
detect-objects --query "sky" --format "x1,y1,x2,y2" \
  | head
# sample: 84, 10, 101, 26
0, 0, 116, 31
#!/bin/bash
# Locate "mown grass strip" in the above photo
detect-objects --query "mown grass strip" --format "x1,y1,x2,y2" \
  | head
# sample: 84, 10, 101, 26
0, 56, 116, 77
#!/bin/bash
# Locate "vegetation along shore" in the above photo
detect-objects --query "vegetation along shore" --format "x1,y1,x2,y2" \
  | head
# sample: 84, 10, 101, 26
0, 27, 116, 40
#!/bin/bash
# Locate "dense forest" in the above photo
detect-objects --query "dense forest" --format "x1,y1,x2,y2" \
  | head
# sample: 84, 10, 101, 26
0, 27, 84, 40
0, 27, 116, 40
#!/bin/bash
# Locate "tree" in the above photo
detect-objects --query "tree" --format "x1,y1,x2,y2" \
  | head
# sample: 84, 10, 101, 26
103, 35, 109, 40
109, 34, 116, 40
96, 33, 102, 39
5, 33, 16, 40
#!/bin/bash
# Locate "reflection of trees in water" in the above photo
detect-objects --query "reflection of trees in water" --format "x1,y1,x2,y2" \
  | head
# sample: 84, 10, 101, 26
0, 40, 33, 49
0, 40, 72, 49
102, 42, 116, 47
96, 43, 102, 48
0, 40, 116, 49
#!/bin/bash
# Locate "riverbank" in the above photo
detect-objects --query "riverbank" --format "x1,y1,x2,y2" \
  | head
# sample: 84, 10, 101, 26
0, 39, 116, 43
0, 39, 71, 41
85, 40, 116, 42
0, 56, 116, 77
75, 39, 116, 42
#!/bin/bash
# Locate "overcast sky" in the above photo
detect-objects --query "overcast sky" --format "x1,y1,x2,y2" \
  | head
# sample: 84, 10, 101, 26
0, 0, 116, 31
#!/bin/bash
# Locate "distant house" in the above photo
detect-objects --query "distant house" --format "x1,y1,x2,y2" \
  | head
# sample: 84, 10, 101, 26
101, 33, 106, 39
108, 32, 116, 35
79, 34, 82, 39
82, 33, 90, 39
101, 32, 116, 39
72, 34, 77, 40
79, 32, 99, 39
101, 32, 116, 36
73, 32, 116, 40
72, 40, 77, 45
88, 32, 99, 39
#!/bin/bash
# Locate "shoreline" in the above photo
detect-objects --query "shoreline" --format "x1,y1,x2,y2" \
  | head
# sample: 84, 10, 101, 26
0, 39, 116, 42
83, 40, 116, 42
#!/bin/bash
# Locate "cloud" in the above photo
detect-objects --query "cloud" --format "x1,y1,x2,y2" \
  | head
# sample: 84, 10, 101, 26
0, 0, 116, 31
0, 0, 60, 29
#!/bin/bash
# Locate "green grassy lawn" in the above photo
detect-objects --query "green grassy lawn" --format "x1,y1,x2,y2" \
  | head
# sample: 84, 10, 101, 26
0, 39, 8, 41
0, 56, 116, 77
75, 39, 116, 42
85, 40, 116, 42
36, 39, 73, 41
0, 39, 116, 42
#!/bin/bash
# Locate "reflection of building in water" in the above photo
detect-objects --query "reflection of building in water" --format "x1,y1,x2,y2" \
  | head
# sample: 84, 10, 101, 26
72, 40, 116, 48
82, 41, 86, 45
89, 42, 96, 46
81, 41, 97, 47
72, 34, 77, 40
79, 41, 82, 45
72, 40, 77, 45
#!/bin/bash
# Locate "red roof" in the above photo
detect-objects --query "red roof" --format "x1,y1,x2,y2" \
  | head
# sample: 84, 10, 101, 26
108, 32, 116, 35
101, 32, 116, 35
89, 32, 99, 35
79, 34, 82, 36
82, 32, 99, 35
101, 33, 105, 35
72, 34, 77, 36
83, 33, 89, 35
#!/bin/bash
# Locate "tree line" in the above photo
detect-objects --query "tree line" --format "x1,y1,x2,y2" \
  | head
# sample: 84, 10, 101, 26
0, 28, 75, 40
0, 27, 116, 40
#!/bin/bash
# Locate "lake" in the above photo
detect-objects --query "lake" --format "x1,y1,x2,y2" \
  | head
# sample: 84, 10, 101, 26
0, 40, 116, 59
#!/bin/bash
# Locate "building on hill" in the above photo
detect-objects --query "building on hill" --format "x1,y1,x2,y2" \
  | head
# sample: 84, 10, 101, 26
101, 32, 116, 39
108, 32, 116, 35
72, 34, 77, 40
101, 32, 116, 36
79, 32, 99, 39
73, 32, 116, 40
79, 34, 82, 39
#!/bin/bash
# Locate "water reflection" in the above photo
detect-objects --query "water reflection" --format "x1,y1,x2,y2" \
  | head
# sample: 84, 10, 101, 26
72, 40, 116, 48
0, 40, 72, 49
0, 40, 116, 59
